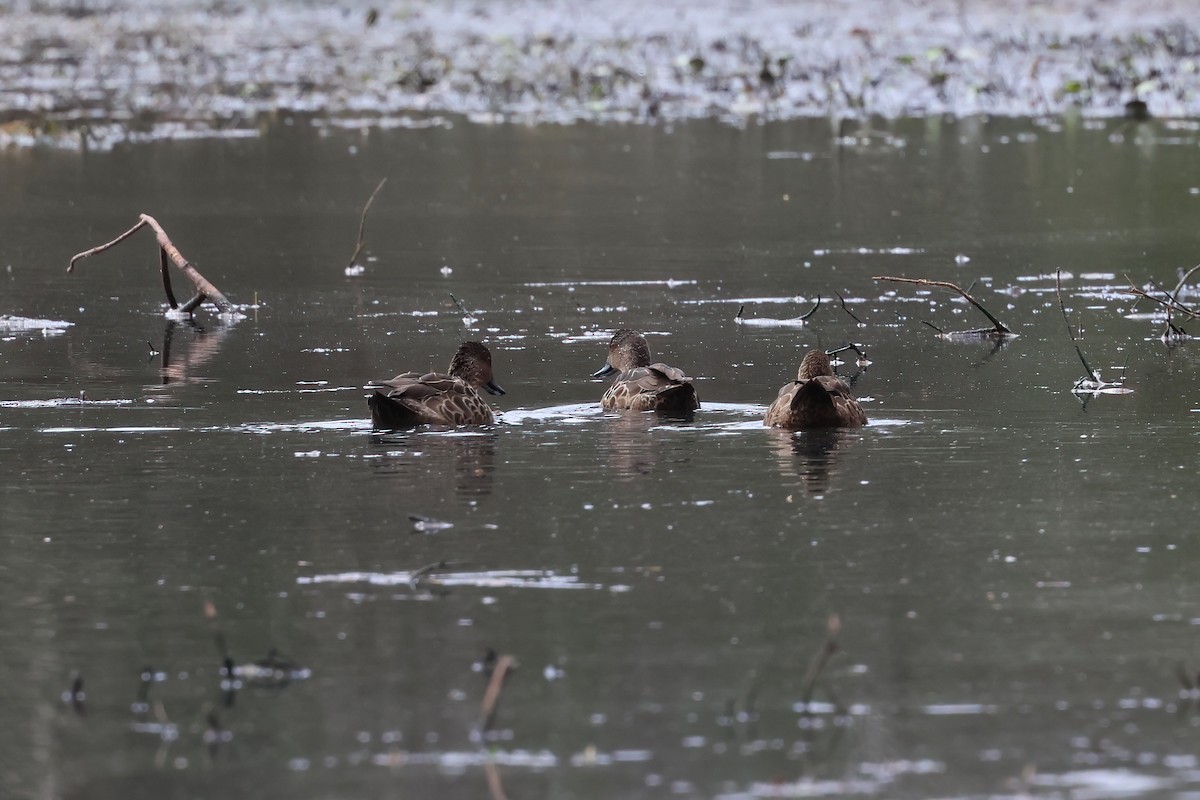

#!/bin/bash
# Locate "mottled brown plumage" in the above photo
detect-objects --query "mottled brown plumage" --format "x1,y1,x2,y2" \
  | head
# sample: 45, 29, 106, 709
764, 349, 866, 429
368, 342, 505, 429
592, 330, 699, 415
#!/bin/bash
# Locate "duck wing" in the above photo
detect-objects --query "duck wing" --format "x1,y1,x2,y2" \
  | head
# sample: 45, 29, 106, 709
621, 364, 699, 412
369, 372, 493, 428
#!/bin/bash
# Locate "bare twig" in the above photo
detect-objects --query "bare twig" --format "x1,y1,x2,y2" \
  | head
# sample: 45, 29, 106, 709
834, 291, 864, 324
1125, 274, 1192, 342
825, 342, 866, 361
69, 214, 234, 314
873, 275, 1013, 336
1125, 276, 1199, 320
449, 293, 478, 320
347, 178, 387, 269
1055, 269, 1096, 378
1169, 261, 1200, 305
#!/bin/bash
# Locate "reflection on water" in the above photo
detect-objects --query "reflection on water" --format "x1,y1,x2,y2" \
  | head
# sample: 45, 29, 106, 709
770, 429, 855, 498
155, 318, 237, 387
5, 116, 1200, 798
367, 431, 498, 497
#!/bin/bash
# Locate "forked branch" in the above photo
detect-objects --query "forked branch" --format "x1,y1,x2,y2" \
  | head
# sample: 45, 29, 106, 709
69, 215, 234, 314
872, 275, 1014, 338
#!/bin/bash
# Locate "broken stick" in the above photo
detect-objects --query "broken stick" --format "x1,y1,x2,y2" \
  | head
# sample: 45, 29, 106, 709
69, 214, 234, 315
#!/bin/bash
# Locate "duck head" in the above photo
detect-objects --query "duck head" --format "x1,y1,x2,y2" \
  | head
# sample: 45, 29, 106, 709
449, 341, 505, 395
591, 329, 652, 378
797, 349, 834, 380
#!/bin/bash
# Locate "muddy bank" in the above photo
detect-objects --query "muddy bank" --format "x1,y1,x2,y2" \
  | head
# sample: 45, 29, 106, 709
2, 0, 1198, 148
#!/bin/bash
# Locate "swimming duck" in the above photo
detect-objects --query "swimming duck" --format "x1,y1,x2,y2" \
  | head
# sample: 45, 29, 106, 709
368, 341, 505, 428
591, 330, 699, 414
764, 349, 867, 429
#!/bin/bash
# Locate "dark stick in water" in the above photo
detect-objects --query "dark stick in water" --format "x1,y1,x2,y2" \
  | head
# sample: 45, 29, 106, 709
835, 291, 864, 325
1055, 269, 1098, 380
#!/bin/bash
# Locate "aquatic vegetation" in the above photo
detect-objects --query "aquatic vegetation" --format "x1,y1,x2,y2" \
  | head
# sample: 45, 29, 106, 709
3, 1, 1200, 149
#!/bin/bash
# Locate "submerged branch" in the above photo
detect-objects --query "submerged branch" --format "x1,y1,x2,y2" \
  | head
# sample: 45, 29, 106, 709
69, 214, 234, 314
873, 275, 1013, 337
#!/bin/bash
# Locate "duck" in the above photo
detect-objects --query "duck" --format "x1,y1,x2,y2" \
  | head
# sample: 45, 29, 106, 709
368, 341, 505, 428
764, 349, 867, 429
591, 329, 699, 414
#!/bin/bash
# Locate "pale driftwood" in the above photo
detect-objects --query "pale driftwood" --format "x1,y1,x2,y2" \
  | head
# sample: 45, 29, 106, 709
872, 275, 1014, 338
479, 653, 515, 733
68, 214, 234, 314
347, 178, 387, 269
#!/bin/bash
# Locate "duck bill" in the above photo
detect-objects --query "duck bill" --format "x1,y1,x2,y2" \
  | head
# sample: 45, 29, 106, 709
485, 380, 506, 396
591, 363, 617, 379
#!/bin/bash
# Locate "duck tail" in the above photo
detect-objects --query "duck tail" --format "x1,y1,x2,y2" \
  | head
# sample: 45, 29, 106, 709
654, 382, 700, 416
788, 379, 840, 428
368, 392, 420, 430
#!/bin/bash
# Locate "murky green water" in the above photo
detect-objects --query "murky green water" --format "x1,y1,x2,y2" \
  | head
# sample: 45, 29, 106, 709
4, 115, 1200, 798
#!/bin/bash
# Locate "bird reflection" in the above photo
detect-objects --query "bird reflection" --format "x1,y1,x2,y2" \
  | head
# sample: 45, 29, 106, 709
369, 432, 497, 496
771, 428, 856, 497
155, 318, 237, 386
602, 409, 695, 479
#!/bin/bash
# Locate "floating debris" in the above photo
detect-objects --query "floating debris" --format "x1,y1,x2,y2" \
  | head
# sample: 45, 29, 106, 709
734, 297, 820, 328
298, 568, 607, 591
0, 315, 73, 334
229, 648, 312, 687
409, 514, 455, 533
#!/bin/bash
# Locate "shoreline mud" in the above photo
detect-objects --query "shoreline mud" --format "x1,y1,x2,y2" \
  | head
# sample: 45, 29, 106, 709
2, 0, 1199, 149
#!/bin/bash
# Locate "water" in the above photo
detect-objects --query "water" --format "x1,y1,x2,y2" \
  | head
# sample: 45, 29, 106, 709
4, 115, 1200, 798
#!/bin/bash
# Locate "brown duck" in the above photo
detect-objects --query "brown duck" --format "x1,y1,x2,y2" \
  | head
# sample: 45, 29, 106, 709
591, 330, 699, 414
368, 341, 505, 428
764, 349, 867, 429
